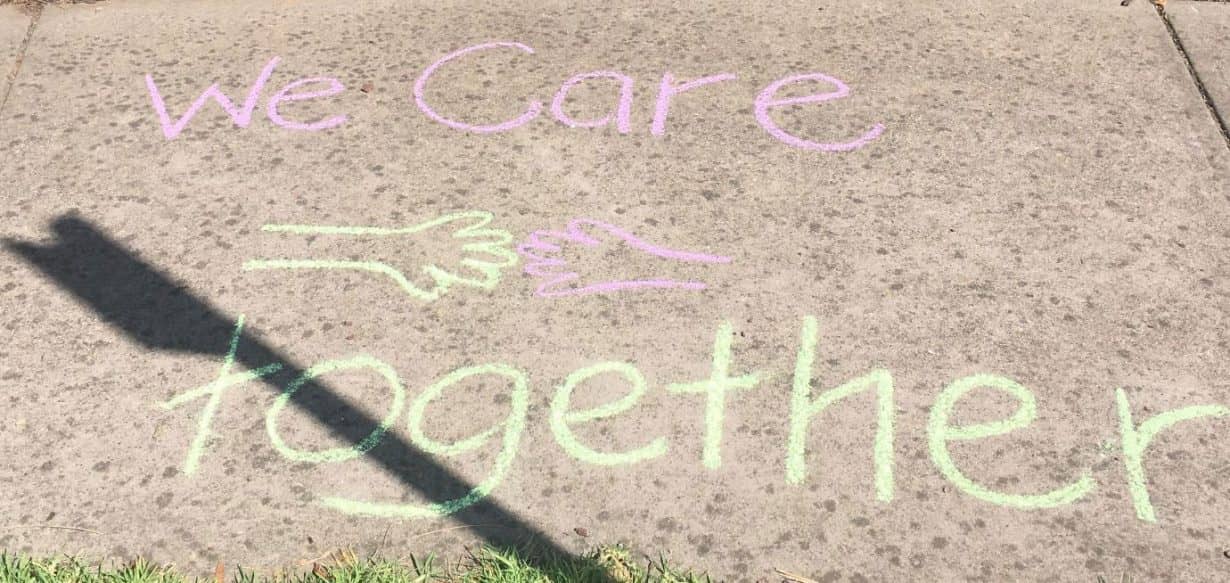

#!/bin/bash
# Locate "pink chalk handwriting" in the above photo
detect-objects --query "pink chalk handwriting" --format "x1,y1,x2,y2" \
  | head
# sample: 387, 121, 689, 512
651, 72, 737, 136
550, 71, 634, 133
144, 46, 882, 151
145, 56, 348, 139
146, 57, 280, 139
414, 41, 543, 133
266, 77, 348, 131
516, 219, 731, 297
753, 72, 884, 152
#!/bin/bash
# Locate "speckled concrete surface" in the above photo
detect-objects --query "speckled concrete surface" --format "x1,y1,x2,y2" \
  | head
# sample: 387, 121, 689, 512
2, 1, 1230, 581
1170, 1, 1230, 135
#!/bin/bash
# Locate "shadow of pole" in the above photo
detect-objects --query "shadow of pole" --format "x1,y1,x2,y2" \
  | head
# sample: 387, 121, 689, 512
5, 213, 569, 560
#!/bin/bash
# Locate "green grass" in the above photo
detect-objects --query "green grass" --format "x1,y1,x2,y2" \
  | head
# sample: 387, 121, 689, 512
0, 545, 710, 583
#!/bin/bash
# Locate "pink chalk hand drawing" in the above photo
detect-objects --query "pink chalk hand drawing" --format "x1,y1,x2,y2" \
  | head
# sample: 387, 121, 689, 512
516, 219, 731, 298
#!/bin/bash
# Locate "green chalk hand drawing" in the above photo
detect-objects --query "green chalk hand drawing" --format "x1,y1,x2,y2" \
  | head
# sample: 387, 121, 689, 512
244, 211, 518, 302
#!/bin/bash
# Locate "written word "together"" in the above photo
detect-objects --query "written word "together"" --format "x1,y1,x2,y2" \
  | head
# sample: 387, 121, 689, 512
161, 315, 1226, 522
144, 42, 884, 152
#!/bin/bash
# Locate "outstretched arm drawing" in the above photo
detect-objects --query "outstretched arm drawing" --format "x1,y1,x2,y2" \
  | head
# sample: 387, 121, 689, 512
244, 210, 518, 303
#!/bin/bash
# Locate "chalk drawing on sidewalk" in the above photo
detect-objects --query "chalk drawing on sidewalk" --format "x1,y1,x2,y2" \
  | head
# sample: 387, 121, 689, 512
153, 312, 1230, 523
243, 210, 518, 303
159, 315, 528, 519
158, 314, 282, 475
516, 218, 731, 297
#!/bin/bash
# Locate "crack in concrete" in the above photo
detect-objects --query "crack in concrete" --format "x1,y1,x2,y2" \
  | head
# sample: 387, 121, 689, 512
1155, 4, 1230, 152
0, 2, 42, 118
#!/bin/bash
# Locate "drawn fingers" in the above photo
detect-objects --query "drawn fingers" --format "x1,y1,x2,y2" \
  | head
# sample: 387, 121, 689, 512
567, 218, 732, 263
517, 218, 732, 298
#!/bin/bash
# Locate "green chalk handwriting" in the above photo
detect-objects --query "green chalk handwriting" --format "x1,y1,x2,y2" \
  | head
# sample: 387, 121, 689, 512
244, 211, 518, 302
324, 363, 529, 518
928, 374, 1094, 509
159, 314, 283, 475
666, 321, 762, 469
786, 316, 895, 502
265, 355, 406, 464
1115, 388, 1229, 522
156, 313, 1230, 525
550, 362, 668, 466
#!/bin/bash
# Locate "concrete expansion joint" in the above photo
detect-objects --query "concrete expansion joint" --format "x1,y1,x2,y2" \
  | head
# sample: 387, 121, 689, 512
0, 1, 42, 117
1154, 0, 1230, 5
1153, 3, 1230, 152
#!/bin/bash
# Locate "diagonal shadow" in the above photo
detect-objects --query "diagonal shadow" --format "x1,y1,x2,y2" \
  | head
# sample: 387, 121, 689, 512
5, 213, 567, 559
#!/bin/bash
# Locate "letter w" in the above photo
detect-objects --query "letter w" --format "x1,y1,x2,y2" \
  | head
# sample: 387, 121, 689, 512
145, 57, 280, 139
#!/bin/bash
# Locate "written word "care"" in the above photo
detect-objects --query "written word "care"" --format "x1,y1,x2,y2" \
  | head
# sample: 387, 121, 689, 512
144, 42, 884, 152
162, 315, 1226, 523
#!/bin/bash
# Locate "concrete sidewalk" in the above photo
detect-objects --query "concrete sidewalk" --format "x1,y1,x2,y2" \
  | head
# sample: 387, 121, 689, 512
1, 1, 1229, 581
